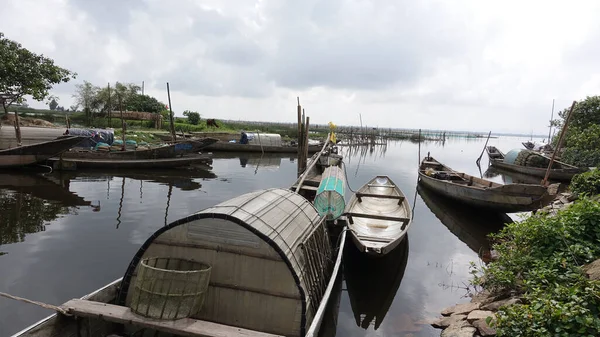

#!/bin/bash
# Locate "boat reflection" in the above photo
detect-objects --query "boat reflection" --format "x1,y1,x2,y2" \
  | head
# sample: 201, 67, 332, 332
417, 185, 512, 261
343, 235, 410, 330
0, 173, 95, 245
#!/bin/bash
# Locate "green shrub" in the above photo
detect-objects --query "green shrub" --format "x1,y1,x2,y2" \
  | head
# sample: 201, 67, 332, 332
570, 169, 600, 196
472, 198, 600, 336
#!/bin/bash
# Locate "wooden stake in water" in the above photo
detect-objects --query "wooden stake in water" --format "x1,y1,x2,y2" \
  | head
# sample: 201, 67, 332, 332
476, 131, 492, 166
118, 95, 126, 151
297, 98, 303, 177
542, 101, 577, 186
166, 82, 176, 142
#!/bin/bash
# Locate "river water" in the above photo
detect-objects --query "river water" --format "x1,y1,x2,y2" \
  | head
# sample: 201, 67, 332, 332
0, 135, 542, 336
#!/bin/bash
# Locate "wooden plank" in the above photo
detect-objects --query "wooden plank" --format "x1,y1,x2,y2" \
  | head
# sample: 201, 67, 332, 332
61, 299, 283, 337
356, 193, 405, 205
346, 212, 410, 225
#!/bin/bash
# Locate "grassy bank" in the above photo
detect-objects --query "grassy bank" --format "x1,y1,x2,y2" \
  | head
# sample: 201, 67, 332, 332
471, 195, 600, 336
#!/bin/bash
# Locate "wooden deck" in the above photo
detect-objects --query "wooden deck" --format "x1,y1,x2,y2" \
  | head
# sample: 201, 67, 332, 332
61, 299, 283, 337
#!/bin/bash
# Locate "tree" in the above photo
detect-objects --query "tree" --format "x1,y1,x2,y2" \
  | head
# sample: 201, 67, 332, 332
73, 81, 100, 124
49, 98, 58, 110
183, 110, 200, 125
125, 94, 166, 113
0, 32, 76, 114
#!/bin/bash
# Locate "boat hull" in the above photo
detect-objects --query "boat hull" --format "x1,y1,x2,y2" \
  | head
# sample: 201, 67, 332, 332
418, 172, 550, 213
346, 176, 412, 257
489, 159, 586, 181
47, 154, 213, 170
205, 141, 322, 153
0, 136, 87, 168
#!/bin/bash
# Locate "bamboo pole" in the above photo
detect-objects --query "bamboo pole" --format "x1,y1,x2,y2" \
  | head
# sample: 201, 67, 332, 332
547, 98, 555, 142
118, 94, 126, 151
107, 83, 112, 127
476, 131, 492, 166
304, 116, 310, 165
297, 98, 302, 177
166, 82, 176, 142
542, 100, 577, 186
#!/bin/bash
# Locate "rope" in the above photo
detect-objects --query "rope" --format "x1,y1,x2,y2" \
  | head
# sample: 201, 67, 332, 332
340, 160, 357, 193
0, 291, 71, 316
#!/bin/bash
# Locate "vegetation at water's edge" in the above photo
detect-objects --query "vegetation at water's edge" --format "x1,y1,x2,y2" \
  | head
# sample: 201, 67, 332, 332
570, 169, 600, 196
553, 96, 600, 167
470, 198, 600, 336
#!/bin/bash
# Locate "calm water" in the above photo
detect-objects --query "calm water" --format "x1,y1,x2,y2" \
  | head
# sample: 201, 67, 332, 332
0, 136, 541, 336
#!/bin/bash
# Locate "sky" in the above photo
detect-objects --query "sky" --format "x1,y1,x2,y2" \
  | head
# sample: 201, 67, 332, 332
3, 0, 600, 134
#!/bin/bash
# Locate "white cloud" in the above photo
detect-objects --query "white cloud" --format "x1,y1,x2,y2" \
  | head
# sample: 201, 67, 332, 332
3, 0, 600, 133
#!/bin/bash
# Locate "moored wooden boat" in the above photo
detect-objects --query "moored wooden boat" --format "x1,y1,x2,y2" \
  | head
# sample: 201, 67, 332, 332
419, 155, 557, 213
46, 154, 213, 170
12, 188, 344, 337
0, 136, 87, 169
486, 146, 587, 181
345, 176, 412, 257
57, 138, 218, 160
204, 141, 323, 153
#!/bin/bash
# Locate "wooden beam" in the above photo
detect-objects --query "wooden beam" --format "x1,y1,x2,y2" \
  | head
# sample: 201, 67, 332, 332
61, 299, 283, 337
345, 212, 410, 225
356, 193, 405, 205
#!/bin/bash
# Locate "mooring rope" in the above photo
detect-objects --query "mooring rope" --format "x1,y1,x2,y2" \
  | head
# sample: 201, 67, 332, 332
0, 291, 71, 316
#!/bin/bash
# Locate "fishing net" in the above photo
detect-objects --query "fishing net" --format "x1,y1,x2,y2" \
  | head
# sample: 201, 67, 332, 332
129, 257, 211, 320
514, 150, 560, 168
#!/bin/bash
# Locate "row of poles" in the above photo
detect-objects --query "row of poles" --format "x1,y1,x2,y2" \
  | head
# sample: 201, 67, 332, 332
297, 97, 310, 176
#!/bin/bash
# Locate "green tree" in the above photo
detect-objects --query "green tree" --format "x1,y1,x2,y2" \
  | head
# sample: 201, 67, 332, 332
48, 98, 58, 110
183, 110, 200, 125
73, 81, 100, 124
0, 32, 76, 114
123, 94, 165, 113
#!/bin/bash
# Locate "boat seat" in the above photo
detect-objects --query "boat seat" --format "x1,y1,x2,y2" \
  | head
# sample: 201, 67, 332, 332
345, 212, 410, 230
356, 193, 405, 205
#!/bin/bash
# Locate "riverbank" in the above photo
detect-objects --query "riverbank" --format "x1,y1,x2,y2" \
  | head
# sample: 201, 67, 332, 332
431, 195, 600, 336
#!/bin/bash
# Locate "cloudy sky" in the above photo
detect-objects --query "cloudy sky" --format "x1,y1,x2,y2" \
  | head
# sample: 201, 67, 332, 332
3, 0, 600, 134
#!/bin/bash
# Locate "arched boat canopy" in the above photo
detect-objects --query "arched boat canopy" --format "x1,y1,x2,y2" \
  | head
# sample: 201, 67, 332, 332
116, 188, 329, 336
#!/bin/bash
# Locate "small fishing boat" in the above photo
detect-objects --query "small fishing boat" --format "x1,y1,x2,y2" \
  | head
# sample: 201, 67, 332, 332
12, 188, 345, 337
419, 155, 557, 213
57, 138, 218, 160
345, 175, 412, 256
46, 154, 213, 170
0, 136, 87, 169
486, 146, 587, 181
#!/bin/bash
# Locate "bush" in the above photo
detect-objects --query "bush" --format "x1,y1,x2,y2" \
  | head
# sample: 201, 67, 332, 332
570, 169, 600, 196
472, 198, 600, 336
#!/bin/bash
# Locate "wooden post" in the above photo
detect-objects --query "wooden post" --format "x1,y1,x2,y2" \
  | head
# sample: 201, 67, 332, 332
118, 95, 126, 151
548, 98, 555, 143
304, 116, 310, 166
107, 83, 112, 128
476, 131, 492, 166
418, 128, 421, 165
297, 98, 303, 176
166, 82, 176, 142
142, 81, 145, 96
542, 100, 577, 186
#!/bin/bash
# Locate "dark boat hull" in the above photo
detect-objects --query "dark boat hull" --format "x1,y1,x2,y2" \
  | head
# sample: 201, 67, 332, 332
0, 136, 86, 168
47, 154, 213, 170
489, 159, 586, 181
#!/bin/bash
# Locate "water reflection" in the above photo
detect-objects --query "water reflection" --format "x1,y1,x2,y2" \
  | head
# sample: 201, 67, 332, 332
417, 185, 512, 260
343, 235, 410, 330
0, 173, 93, 246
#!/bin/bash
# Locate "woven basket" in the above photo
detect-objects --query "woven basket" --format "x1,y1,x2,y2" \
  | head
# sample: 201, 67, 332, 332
129, 257, 211, 320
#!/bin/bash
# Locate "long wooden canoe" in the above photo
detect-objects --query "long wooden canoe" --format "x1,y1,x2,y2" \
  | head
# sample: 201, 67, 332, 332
204, 141, 323, 153
345, 175, 412, 256
418, 155, 556, 213
46, 154, 213, 170
57, 138, 218, 160
0, 136, 87, 169
486, 146, 587, 181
